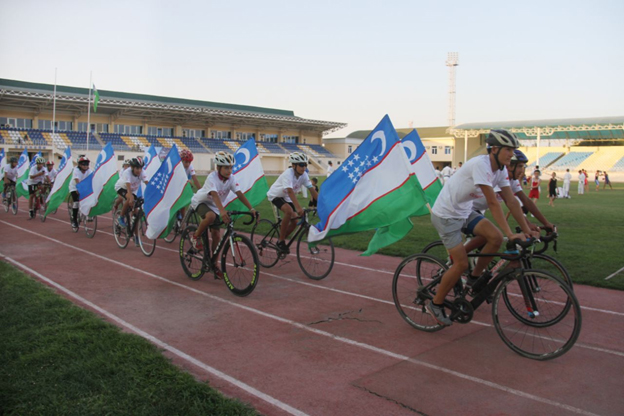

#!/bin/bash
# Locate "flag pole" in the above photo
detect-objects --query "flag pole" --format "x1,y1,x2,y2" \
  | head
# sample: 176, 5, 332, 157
52, 68, 57, 158
86, 71, 92, 152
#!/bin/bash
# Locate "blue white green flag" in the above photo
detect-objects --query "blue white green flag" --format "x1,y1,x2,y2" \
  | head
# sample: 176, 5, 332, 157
15, 149, 31, 198
223, 138, 269, 211
77, 142, 119, 216
45, 147, 73, 217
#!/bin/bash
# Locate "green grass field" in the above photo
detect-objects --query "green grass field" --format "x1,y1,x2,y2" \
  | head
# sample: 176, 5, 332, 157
0, 262, 258, 416
228, 175, 624, 290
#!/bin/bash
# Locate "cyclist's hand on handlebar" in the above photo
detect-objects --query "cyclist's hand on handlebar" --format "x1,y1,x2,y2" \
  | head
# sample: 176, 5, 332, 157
528, 229, 541, 239
250, 208, 259, 220
296, 207, 304, 217
220, 209, 231, 224
509, 232, 528, 243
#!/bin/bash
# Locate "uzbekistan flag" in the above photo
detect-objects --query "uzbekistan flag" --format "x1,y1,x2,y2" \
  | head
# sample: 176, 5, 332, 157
308, 115, 428, 254
15, 149, 33, 198
45, 147, 73, 217
223, 138, 269, 211
401, 129, 442, 214
0, 149, 5, 193
144, 145, 193, 239
138, 144, 161, 197
77, 142, 119, 216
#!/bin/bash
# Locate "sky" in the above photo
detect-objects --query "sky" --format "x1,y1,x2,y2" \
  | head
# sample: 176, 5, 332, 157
1, 0, 623, 137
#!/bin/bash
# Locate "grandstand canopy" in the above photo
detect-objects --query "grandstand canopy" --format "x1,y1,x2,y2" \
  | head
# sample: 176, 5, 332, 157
451, 116, 624, 139
0, 78, 346, 135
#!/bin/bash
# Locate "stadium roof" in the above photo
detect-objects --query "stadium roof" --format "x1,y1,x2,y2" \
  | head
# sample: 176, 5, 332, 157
451, 116, 624, 138
346, 126, 450, 140
0, 78, 346, 135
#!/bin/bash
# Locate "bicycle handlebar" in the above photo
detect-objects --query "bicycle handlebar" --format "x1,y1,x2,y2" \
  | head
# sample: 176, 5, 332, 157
227, 210, 258, 226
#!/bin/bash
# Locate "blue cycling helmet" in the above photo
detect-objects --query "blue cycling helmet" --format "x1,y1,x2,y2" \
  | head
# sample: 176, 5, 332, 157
511, 149, 528, 164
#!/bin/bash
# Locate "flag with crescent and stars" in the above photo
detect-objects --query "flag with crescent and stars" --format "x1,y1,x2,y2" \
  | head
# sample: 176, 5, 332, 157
308, 115, 428, 256
222, 138, 269, 211
138, 144, 161, 198
401, 129, 442, 214
77, 142, 119, 216
0, 149, 5, 194
144, 145, 193, 239
44, 147, 73, 217
16, 149, 37, 198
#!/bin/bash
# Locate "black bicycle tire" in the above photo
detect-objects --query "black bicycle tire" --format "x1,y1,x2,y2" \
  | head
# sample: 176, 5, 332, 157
179, 225, 207, 281
220, 234, 260, 297
296, 230, 334, 280
84, 215, 97, 238
250, 218, 280, 268
138, 213, 156, 257
11, 191, 18, 215
392, 253, 448, 332
163, 224, 178, 243
492, 270, 581, 360
112, 209, 129, 248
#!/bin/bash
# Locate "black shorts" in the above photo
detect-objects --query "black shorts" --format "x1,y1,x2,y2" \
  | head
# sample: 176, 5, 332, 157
71, 191, 80, 202
117, 189, 137, 200
195, 203, 223, 229
271, 197, 295, 211
549, 190, 557, 197
28, 184, 41, 195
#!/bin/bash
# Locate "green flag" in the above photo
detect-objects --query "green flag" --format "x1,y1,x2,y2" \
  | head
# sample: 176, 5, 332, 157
93, 84, 100, 112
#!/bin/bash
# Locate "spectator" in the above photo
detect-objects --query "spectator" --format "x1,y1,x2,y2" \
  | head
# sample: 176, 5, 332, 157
583, 169, 589, 192
578, 170, 585, 195
326, 161, 334, 177
308, 177, 319, 207
563, 168, 572, 198
594, 170, 601, 192
548, 172, 558, 207
441, 164, 453, 185
435, 166, 443, 183
528, 170, 541, 204
603, 171, 613, 190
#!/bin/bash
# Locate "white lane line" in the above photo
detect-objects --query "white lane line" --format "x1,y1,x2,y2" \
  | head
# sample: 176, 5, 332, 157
0, 220, 604, 416
0, 253, 309, 416
605, 266, 624, 280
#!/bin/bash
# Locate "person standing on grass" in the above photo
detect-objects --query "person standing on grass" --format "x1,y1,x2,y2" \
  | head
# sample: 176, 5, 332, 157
583, 169, 589, 193
603, 171, 613, 190
308, 177, 319, 207
326, 161, 334, 177
578, 170, 585, 195
548, 172, 558, 207
563, 168, 572, 198
528, 170, 541, 204
594, 170, 601, 192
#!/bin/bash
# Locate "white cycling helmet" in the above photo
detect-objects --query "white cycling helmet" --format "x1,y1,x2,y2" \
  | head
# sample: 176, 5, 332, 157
214, 151, 235, 166
486, 129, 520, 149
288, 152, 308, 164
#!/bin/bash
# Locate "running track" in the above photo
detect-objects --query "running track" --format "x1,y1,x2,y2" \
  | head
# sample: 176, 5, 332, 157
1, 207, 623, 416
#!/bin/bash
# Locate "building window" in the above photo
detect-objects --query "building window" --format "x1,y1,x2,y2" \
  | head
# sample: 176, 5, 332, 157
431, 146, 438, 155
115, 124, 143, 135
183, 129, 205, 138
211, 130, 232, 140
259, 133, 278, 143
444, 146, 451, 155
1, 117, 32, 129
148, 127, 173, 137
236, 132, 255, 141
39, 120, 72, 131
348, 145, 353, 154
283, 135, 299, 144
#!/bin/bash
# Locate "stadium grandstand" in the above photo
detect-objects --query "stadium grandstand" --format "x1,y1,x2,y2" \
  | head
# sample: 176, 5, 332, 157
0, 78, 346, 174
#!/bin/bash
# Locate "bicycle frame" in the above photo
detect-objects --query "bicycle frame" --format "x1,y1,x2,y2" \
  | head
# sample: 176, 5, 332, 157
277, 209, 314, 250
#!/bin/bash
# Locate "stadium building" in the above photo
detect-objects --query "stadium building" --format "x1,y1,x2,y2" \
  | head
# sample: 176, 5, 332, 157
0, 78, 346, 174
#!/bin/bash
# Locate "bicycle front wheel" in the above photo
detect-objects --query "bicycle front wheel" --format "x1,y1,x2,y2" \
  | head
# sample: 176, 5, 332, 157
39, 198, 47, 222
84, 215, 97, 238
10, 192, 18, 215
250, 219, 280, 268
66, 195, 73, 222
296, 230, 334, 280
392, 253, 449, 332
179, 225, 206, 281
163, 222, 179, 243
138, 214, 156, 257
112, 210, 129, 248
492, 270, 582, 360
221, 234, 259, 297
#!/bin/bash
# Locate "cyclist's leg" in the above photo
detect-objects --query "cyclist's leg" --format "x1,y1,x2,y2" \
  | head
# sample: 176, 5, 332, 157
71, 191, 80, 224
194, 204, 215, 240
279, 203, 297, 242
209, 225, 221, 254
28, 185, 36, 211
470, 217, 503, 276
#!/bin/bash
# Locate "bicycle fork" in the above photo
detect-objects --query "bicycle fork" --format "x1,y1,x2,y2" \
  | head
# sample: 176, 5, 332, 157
518, 274, 540, 319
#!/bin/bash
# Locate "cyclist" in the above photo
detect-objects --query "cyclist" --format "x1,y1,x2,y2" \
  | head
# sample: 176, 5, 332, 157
188, 151, 257, 276
428, 130, 535, 326
69, 155, 93, 228
266, 152, 319, 254
2, 156, 18, 203
113, 159, 132, 212
43, 160, 57, 195
180, 149, 202, 190
27, 157, 47, 218
114, 157, 148, 228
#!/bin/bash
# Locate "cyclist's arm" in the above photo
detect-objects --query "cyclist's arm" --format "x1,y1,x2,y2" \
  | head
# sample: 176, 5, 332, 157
514, 189, 554, 230
234, 191, 256, 214
209, 190, 230, 223
480, 185, 524, 240
498, 186, 535, 237
125, 182, 134, 205
286, 188, 303, 215
190, 174, 201, 190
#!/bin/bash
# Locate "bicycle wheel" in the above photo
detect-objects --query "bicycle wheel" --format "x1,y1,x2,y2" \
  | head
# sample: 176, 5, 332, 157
112, 210, 129, 248
67, 195, 73, 222
3, 192, 9, 213
39, 196, 47, 222
84, 215, 97, 238
179, 225, 207, 280
296, 229, 334, 280
138, 214, 156, 257
250, 218, 280, 268
492, 270, 582, 360
421, 241, 450, 265
392, 253, 449, 332
221, 234, 259, 296
522, 254, 573, 289
163, 221, 179, 243
10, 191, 18, 215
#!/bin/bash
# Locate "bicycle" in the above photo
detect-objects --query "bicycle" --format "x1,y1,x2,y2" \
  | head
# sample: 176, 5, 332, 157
250, 207, 334, 280
421, 231, 572, 290
392, 238, 582, 360
66, 195, 98, 237
179, 211, 260, 297
38, 184, 55, 222
112, 196, 156, 257
3, 183, 18, 215
164, 208, 200, 243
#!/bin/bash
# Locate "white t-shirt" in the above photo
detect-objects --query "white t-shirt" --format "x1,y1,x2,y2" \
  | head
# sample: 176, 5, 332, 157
441, 165, 453, 177
114, 168, 146, 194
45, 168, 58, 182
579, 173, 586, 182
28, 166, 47, 185
191, 171, 241, 214
4, 165, 18, 182
563, 172, 572, 183
326, 165, 334, 177
185, 164, 196, 179
69, 167, 93, 192
267, 168, 313, 202
432, 155, 510, 219
435, 168, 442, 180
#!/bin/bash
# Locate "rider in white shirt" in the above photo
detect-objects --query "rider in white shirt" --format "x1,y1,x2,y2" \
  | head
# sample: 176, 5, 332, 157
114, 157, 148, 228
2, 157, 18, 201
44, 160, 57, 191
69, 155, 93, 227
27, 157, 47, 218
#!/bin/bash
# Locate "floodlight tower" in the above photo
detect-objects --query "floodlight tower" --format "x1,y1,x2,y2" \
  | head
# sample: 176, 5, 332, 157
446, 52, 459, 127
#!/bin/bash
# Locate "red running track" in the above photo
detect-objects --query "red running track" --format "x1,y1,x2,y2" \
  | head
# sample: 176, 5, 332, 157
1, 206, 623, 416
